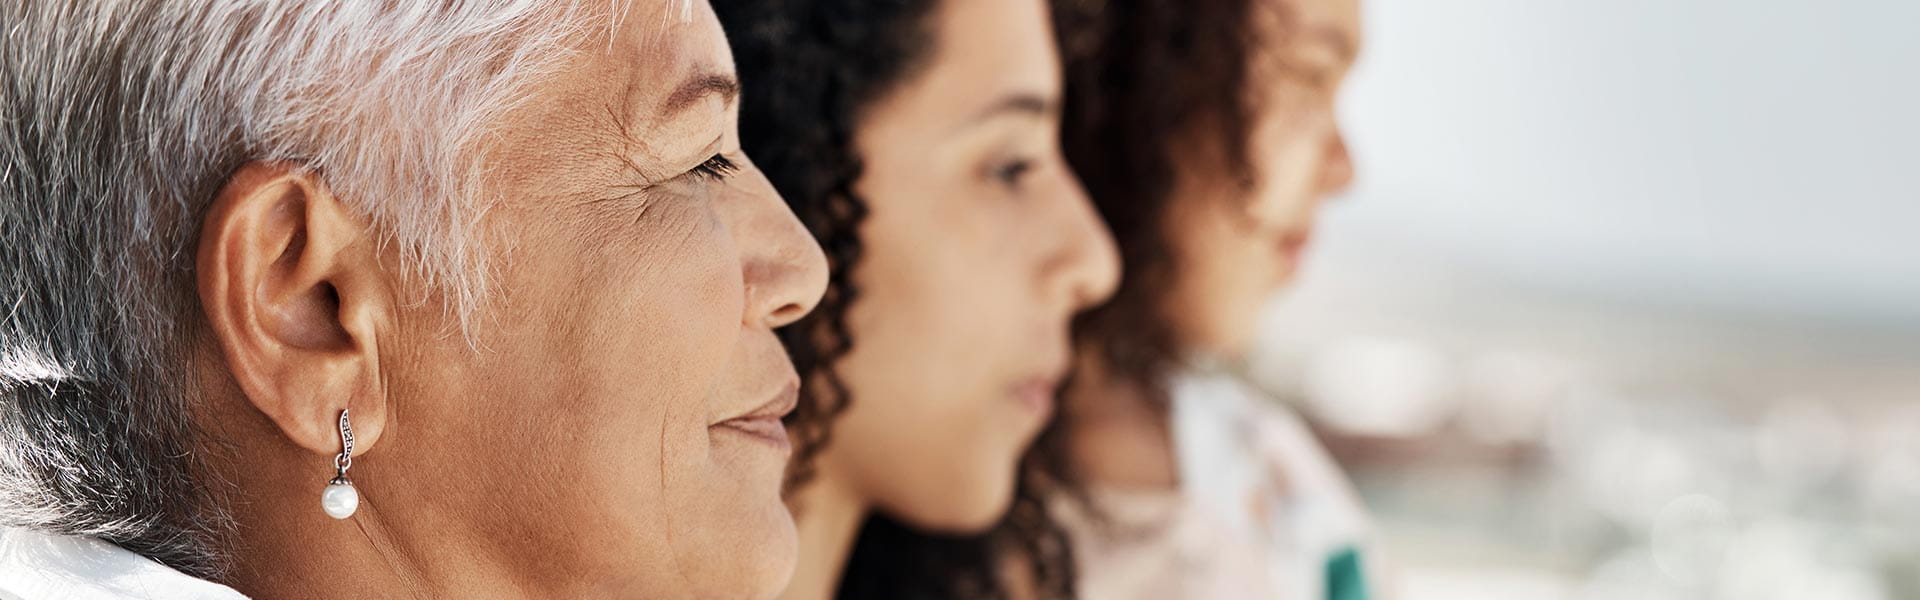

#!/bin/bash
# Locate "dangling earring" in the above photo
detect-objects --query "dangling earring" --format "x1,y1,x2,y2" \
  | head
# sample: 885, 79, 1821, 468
321, 409, 359, 519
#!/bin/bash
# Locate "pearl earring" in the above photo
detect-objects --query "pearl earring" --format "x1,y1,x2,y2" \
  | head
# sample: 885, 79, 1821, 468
321, 409, 359, 519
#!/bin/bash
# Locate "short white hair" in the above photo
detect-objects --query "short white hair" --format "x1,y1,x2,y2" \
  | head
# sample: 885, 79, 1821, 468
1, 0, 608, 576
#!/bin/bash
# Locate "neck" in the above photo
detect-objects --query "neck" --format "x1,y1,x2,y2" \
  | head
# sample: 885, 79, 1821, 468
215, 449, 541, 599
1061, 350, 1180, 489
200, 395, 557, 599
777, 468, 870, 600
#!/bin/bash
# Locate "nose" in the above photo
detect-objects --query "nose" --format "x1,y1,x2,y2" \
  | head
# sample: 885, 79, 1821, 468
1318, 127, 1355, 197
1042, 163, 1122, 312
733, 167, 829, 329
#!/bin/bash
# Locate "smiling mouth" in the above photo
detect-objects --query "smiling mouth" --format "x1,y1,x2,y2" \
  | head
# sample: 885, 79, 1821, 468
714, 416, 792, 454
712, 381, 798, 454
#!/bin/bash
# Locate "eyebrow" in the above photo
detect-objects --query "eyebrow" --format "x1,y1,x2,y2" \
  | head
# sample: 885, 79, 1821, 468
661, 71, 740, 117
964, 93, 1057, 127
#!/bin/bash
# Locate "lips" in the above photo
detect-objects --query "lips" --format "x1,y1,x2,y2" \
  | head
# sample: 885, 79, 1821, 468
713, 380, 798, 454
1010, 350, 1069, 421
1278, 226, 1314, 261
1011, 376, 1059, 420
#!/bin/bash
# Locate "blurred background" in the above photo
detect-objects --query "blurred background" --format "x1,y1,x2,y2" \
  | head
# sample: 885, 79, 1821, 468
1243, 1, 1920, 598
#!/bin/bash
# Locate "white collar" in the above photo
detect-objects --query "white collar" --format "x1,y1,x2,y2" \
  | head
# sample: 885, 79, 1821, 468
0, 526, 249, 600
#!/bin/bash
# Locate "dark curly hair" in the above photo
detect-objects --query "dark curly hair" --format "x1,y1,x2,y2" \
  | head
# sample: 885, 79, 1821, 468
1052, 0, 1269, 407
714, 1, 1077, 598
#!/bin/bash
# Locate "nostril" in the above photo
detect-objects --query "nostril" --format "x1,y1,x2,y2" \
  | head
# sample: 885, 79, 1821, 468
758, 247, 827, 329
767, 300, 810, 329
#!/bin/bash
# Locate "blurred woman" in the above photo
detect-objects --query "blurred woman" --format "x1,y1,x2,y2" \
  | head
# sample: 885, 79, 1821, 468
714, 0, 1120, 598
0, 1, 823, 598
1051, 0, 1379, 598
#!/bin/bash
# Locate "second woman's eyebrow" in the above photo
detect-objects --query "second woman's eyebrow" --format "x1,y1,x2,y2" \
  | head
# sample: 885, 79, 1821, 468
957, 92, 1057, 131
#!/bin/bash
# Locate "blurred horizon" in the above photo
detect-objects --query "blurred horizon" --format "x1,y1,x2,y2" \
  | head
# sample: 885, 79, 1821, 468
1245, 0, 1918, 598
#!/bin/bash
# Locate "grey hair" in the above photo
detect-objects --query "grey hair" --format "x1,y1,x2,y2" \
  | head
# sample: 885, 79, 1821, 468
0, 0, 604, 578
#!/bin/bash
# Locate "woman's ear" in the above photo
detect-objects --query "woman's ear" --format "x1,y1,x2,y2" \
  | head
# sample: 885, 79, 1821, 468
197, 162, 393, 460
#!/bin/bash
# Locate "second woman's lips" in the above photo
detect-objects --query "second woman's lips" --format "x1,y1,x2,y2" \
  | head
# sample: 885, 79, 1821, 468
1012, 378, 1057, 419
1012, 352, 1070, 419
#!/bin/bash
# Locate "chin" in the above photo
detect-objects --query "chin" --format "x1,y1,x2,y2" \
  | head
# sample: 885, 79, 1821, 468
1195, 295, 1275, 360
690, 509, 798, 599
891, 460, 1022, 535
737, 493, 802, 596
1185, 322, 1257, 362
740, 531, 800, 599
666, 480, 800, 599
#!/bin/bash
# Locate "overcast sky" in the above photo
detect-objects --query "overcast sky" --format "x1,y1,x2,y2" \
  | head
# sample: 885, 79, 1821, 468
1321, 0, 1920, 328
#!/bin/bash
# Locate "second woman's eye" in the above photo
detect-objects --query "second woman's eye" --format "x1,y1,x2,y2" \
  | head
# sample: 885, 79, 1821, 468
990, 158, 1035, 188
690, 154, 741, 181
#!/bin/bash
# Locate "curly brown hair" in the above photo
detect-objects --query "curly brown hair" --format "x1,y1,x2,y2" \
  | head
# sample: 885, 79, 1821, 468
1053, 0, 1272, 404
715, 1, 1077, 598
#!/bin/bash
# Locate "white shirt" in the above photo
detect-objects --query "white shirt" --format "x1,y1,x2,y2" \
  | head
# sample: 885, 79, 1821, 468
1170, 371, 1376, 599
0, 526, 249, 600
1057, 370, 1381, 600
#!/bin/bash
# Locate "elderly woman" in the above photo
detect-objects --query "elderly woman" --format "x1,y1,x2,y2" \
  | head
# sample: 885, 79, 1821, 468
0, 1, 824, 598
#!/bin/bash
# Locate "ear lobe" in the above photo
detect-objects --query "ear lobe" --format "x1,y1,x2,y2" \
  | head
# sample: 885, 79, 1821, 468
197, 162, 391, 460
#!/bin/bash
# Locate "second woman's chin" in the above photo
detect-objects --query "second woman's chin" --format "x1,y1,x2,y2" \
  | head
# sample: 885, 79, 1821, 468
881, 446, 1028, 535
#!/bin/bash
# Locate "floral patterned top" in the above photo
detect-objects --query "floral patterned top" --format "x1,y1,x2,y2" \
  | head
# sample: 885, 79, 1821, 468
1055, 370, 1382, 600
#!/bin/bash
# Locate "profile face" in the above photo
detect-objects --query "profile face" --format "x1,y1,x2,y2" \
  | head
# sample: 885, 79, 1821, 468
371, 0, 825, 596
821, 0, 1121, 530
1162, 0, 1361, 358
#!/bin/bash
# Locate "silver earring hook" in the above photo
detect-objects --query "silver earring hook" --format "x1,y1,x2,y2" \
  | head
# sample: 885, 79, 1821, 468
333, 409, 354, 480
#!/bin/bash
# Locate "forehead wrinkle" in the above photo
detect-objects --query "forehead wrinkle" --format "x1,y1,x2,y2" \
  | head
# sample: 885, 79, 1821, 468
604, 3, 723, 130
627, 0, 701, 66
611, 79, 669, 166
582, 47, 683, 185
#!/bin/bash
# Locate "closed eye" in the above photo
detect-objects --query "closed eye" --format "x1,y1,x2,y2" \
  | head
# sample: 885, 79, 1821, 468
690, 154, 740, 181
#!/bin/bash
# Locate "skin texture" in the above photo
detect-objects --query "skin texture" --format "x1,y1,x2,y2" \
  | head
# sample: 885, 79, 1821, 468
1067, 0, 1363, 490
782, 0, 1120, 598
192, 1, 827, 598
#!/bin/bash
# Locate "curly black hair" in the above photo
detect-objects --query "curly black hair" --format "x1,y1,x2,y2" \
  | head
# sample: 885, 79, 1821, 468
1052, 0, 1269, 407
714, 1, 1077, 599
717, 0, 919, 495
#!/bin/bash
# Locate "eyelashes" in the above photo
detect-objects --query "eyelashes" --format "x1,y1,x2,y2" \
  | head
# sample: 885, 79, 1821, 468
597, 152, 740, 207
990, 158, 1035, 187
689, 154, 740, 181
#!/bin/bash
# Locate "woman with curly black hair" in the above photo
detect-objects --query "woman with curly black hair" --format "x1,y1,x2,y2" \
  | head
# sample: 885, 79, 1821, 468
1050, 0, 1382, 598
712, 0, 1119, 598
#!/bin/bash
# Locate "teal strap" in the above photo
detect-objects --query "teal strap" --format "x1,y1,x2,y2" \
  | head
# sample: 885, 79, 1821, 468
1325, 545, 1369, 600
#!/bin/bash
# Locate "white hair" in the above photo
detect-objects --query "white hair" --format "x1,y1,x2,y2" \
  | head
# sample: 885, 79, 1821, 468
1, 0, 608, 577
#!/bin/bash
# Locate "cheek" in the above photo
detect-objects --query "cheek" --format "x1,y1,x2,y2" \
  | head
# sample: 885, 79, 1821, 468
551, 205, 748, 545
1164, 202, 1282, 352
383, 202, 749, 584
847, 194, 995, 376
845, 183, 1055, 399
823, 192, 1055, 523
617, 211, 743, 456
1248, 113, 1337, 223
